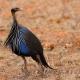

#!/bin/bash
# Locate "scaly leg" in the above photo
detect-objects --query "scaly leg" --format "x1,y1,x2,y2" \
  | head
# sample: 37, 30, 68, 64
21, 56, 30, 77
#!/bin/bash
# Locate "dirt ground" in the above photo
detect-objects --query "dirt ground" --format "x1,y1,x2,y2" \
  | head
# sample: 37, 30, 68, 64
0, 0, 80, 80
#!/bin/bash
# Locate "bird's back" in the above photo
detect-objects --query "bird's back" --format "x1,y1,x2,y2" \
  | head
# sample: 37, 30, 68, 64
26, 29, 43, 53
19, 25, 43, 55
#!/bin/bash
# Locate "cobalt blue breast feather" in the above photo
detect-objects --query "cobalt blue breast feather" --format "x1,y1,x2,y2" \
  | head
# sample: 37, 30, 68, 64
10, 26, 31, 56
17, 27, 31, 55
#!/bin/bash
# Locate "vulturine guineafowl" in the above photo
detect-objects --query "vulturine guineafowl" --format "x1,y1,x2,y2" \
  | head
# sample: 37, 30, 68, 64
4, 7, 53, 75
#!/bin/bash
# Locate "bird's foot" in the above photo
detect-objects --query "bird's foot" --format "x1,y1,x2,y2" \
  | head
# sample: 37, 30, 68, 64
21, 67, 30, 78
38, 67, 57, 78
24, 70, 30, 77
36, 68, 47, 78
44, 67, 57, 74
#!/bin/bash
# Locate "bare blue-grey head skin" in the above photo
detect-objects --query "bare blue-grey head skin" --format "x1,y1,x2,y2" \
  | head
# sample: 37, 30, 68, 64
11, 7, 21, 12
4, 7, 53, 75
11, 8, 21, 22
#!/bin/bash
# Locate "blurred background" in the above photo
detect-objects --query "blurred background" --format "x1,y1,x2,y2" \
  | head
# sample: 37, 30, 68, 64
0, 0, 80, 80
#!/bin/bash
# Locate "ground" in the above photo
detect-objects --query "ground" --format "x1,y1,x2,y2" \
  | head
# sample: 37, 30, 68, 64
0, 0, 80, 80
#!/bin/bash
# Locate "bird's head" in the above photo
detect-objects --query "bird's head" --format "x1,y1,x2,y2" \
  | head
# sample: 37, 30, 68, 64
11, 7, 21, 13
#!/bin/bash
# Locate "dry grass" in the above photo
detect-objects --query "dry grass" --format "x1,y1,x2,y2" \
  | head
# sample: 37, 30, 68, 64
0, 0, 80, 80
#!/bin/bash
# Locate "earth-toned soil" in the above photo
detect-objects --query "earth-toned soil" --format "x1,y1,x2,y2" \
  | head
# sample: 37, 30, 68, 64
0, 0, 80, 80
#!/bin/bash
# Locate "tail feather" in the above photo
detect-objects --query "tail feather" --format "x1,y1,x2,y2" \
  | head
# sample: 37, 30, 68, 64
40, 54, 53, 69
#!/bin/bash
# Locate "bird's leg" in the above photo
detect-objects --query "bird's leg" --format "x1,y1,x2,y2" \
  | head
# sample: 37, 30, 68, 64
36, 55, 54, 78
36, 55, 43, 70
36, 55, 45, 76
21, 56, 30, 77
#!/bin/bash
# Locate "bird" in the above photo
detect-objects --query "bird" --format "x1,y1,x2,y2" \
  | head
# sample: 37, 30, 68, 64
4, 7, 53, 74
